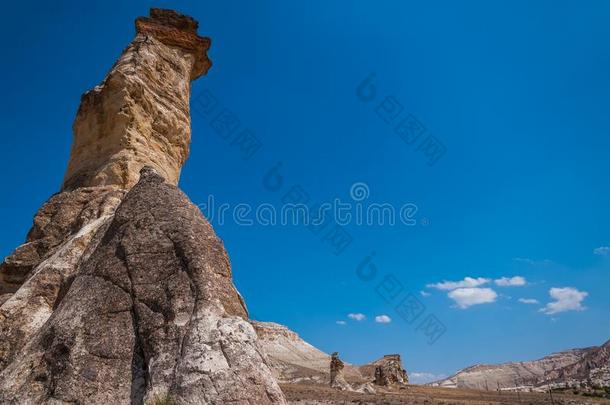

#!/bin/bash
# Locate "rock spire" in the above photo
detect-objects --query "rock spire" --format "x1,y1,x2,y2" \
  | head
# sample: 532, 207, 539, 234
0, 9, 286, 404
62, 8, 211, 191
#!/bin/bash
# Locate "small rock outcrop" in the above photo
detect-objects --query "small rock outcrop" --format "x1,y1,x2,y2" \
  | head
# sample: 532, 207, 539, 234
330, 352, 351, 391
373, 354, 409, 386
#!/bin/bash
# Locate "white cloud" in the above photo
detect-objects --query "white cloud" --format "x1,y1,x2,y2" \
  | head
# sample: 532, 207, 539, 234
540, 287, 588, 315
518, 298, 539, 305
495, 276, 526, 287
409, 372, 448, 384
336, 320, 346, 325
374, 315, 392, 324
448, 287, 498, 309
420, 291, 431, 297
594, 246, 610, 256
347, 313, 366, 321
427, 277, 490, 291
514, 257, 553, 266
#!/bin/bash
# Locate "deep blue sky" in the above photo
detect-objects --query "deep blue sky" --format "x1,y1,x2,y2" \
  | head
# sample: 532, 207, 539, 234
1, 0, 609, 382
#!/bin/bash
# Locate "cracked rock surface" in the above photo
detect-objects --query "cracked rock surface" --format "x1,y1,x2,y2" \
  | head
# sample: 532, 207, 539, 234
0, 168, 285, 404
0, 8, 286, 404
0, 187, 125, 295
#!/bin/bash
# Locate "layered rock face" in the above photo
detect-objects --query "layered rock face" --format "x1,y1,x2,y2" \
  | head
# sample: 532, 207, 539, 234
62, 8, 210, 191
541, 340, 610, 389
432, 346, 604, 391
0, 8, 286, 404
0, 187, 125, 295
253, 321, 331, 384
1, 8, 211, 296
0, 187, 125, 371
372, 355, 409, 386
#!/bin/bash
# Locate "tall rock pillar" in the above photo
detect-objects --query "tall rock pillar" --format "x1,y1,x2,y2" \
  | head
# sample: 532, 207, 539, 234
0, 8, 286, 404
62, 8, 211, 191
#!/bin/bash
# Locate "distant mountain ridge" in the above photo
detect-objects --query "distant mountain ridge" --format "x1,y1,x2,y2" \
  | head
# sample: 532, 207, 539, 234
432, 340, 610, 391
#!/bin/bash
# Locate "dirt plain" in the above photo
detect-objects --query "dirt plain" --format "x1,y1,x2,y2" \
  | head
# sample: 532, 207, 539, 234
281, 383, 610, 405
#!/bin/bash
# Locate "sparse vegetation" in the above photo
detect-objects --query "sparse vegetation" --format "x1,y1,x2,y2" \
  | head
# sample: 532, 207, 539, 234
148, 394, 176, 405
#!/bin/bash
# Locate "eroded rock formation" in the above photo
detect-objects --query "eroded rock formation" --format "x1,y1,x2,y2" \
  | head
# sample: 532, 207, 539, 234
329, 352, 351, 391
63, 8, 210, 191
0, 168, 285, 404
0, 187, 125, 371
0, 8, 286, 405
0, 7, 210, 297
372, 355, 409, 387
0, 187, 125, 295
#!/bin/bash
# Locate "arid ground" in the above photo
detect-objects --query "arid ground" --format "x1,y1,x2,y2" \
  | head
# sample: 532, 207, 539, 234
281, 383, 610, 404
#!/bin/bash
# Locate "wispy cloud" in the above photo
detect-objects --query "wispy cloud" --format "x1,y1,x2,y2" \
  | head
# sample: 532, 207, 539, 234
514, 257, 553, 266
540, 287, 588, 315
518, 298, 539, 305
420, 291, 431, 297
495, 276, 526, 287
448, 287, 498, 309
427, 277, 490, 291
594, 246, 610, 256
336, 320, 347, 325
347, 313, 366, 321
409, 372, 447, 384
374, 315, 392, 323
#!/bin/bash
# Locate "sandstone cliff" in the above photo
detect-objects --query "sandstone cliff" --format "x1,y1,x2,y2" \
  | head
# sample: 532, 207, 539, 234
63, 8, 211, 191
0, 8, 210, 297
0, 8, 286, 405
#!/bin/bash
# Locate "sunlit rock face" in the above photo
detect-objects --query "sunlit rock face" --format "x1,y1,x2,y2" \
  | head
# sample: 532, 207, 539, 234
62, 8, 211, 191
0, 8, 287, 404
432, 348, 600, 390
0, 8, 212, 296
